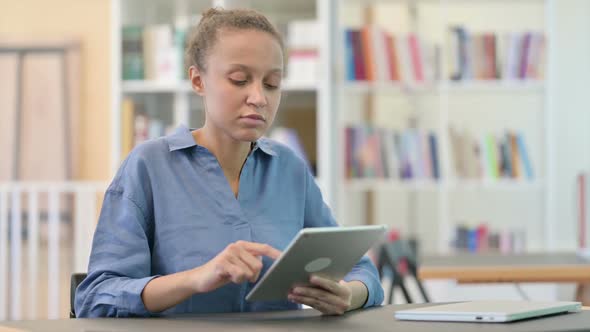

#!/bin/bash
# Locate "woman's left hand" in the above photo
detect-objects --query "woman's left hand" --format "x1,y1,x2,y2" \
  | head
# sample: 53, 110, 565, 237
288, 275, 353, 315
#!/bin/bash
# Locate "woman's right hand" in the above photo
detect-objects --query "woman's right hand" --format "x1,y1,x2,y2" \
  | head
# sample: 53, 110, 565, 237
192, 240, 282, 293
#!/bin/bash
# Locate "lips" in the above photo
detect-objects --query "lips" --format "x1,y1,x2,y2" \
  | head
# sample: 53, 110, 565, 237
241, 114, 265, 122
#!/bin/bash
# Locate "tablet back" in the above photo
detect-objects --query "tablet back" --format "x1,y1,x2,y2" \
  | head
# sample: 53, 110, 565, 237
246, 225, 386, 302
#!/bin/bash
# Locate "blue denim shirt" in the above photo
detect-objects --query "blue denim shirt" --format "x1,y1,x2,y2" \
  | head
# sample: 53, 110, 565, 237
75, 125, 384, 317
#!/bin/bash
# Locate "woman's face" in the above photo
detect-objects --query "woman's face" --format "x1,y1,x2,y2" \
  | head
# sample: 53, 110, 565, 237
191, 28, 283, 142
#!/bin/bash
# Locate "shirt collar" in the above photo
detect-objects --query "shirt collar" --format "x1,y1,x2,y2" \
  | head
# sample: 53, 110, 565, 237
166, 125, 277, 156
251, 138, 277, 156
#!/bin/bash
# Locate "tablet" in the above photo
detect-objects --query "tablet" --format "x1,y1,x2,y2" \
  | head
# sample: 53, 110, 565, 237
245, 225, 386, 302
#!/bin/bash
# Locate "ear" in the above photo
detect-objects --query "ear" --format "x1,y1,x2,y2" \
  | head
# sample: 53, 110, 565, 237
189, 65, 205, 96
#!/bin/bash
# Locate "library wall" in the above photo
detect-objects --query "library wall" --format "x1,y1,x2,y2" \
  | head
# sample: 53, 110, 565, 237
0, 0, 112, 180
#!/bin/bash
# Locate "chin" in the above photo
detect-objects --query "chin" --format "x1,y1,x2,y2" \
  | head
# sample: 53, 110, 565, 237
231, 128, 266, 142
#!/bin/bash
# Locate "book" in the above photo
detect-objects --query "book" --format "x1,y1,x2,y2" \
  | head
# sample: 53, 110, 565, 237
342, 26, 436, 84
286, 20, 319, 84
344, 126, 440, 180
428, 133, 440, 180
408, 34, 424, 83
516, 133, 534, 179
121, 98, 135, 159
344, 29, 356, 81
447, 27, 545, 81
143, 24, 178, 81
122, 26, 144, 80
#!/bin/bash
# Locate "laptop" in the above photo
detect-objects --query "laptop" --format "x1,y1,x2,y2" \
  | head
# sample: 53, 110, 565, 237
394, 300, 582, 323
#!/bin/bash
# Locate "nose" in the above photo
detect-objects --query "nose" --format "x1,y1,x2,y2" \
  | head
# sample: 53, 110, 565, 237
246, 82, 267, 108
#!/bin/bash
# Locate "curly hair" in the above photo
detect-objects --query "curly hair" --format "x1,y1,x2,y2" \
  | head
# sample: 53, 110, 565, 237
185, 7, 284, 72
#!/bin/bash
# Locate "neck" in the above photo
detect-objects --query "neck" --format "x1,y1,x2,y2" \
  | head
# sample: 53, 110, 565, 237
192, 124, 252, 181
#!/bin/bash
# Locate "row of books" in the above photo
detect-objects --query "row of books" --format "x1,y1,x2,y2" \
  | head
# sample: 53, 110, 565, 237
122, 19, 320, 84
344, 126, 440, 180
122, 19, 195, 81
449, 128, 534, 180
282, 20, 319, 85
342, 25, 546, 84
121, 98, 174, 158
449, 27, 546, 81
343, 27, 439, 83
452, 224, 526, 254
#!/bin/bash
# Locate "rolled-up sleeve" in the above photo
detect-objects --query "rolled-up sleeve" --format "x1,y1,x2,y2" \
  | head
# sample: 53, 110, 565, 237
75, 155, 159, 317
302, 166, 384, 308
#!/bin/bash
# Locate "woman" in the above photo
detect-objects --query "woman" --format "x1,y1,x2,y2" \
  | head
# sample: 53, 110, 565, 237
75, 7, 384, 317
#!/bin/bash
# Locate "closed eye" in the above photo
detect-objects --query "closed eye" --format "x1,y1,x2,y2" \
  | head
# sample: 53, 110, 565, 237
230, 79, 248, 86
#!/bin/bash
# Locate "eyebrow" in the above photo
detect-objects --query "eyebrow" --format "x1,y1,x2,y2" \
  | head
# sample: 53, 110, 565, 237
228, 64, 283, 74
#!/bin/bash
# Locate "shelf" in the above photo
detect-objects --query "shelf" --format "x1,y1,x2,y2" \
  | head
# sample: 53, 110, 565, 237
122, 80, 192, 94
340, 80, 545, 94
345, 179, 442, 191
440, 80, 545, 93
247, 0, 316, 15
344, 179, 544, 191
449, 179, 545, 191
281, 80, 317, 92
341, 0, 544, 4
122, 79, 317, 94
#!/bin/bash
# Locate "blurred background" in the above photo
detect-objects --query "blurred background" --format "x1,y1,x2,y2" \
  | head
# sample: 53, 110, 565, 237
1, 0, 590, 321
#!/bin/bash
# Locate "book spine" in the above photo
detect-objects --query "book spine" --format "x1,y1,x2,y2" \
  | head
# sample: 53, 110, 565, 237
351, 30, 365, 80
516, 133, 533, 179
122, 26, 144, 80
344, 29, 356, 81
361, 26, 375, 81
429, 133, 440, 180
519, 32, 532, 79
408, 34, 424, 82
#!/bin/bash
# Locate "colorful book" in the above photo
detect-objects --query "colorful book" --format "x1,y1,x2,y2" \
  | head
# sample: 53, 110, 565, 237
344, 29, 356, 81
428, 133, 440, 180
122, 26, 144, 80
516, 133, 533, 179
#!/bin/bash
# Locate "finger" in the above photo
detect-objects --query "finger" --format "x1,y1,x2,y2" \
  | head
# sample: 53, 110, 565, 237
237, 241, 282, 260
225, 263, 253, 284
291, 286, 349, 310
236, 248, 264, 282
288, 294, 345, 315
225, 255, 256, 283
309, 275, 348, 297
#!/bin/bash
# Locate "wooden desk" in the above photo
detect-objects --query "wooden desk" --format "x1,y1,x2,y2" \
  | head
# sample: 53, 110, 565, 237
419, 252, 590, 304
1, 304, 590, 332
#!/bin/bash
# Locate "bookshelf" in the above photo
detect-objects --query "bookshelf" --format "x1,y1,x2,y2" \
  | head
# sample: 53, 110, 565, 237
121, 80, 317, 94
110, 0, 572, 255
346, 179, 545, 192
333, 0, 551, 254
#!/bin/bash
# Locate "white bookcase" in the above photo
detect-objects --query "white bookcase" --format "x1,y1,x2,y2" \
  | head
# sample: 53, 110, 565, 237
110, 0, 583, 255
332, 0, 553, 254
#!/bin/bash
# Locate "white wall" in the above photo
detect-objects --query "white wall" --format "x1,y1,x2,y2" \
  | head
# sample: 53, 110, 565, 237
547, 0, 590, 251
